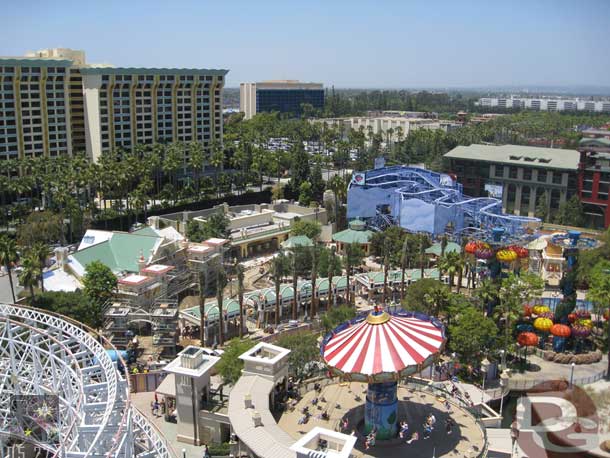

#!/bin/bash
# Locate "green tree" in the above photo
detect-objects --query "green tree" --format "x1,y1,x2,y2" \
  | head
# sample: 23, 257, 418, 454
402, 278, 445, 313
321, 305, 356, 334
17, 210, 63, 247
290, 219, 322, 240
30, 242, 51, 293
449, 306, 499, 365
83, 261, 117, 307
19, 253, 41, 299
298, 182, 314, 207
423, 282, 453, 317
0, 235, 18, 303
270, 252, 289, 326
438, 251, 464, 292
187, 212, 230, 242
30, 291, 102, 328
535, 192, 549, 222
587, 260, 610, 327
553, 195, 586, 227
494, 273, 544, 355
216, 267, 227, 345
276, 331, 320, 379
216, 338, 256, 384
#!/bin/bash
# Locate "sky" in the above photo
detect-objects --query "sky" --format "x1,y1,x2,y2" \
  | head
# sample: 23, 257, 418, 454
2, 0, 610, 89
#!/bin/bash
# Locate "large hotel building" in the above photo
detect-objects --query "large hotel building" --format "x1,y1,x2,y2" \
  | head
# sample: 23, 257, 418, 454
0, 48, 227, 165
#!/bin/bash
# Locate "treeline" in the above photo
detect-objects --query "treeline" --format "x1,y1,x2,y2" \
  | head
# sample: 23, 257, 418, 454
323, 89, 478, 117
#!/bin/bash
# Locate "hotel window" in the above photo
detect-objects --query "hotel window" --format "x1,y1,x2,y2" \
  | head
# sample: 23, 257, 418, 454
538, 170, 547, 183
523, 169, 532, 181
552, 172, 562, 185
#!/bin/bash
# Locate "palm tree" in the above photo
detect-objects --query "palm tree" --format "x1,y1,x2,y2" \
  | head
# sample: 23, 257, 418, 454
326, 246, 339, 311
381, 237, 392, 305
418, 234, 430, 279
271, 253, 287, 326
438, 251, 463, 292
236, 262, 245, 338
198, 271, 207, 345
476, 279, 499, 315
310, 245, 319, 318
344, 244, 365, 306
31, 242, 51, 292
0, 235, 18, 302
216, 267, 227, 346
19, 253, 41, 299
291, 248, 299, 320
210, 140, 225, 198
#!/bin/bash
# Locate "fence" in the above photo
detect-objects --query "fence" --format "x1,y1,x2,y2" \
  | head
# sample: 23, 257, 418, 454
531, 297, 594, 311
130, 371, 167, 393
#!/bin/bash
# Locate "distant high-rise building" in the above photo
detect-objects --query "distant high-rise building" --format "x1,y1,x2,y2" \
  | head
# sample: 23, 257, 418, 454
239, 80, 324, 119
0, 48, 228, 165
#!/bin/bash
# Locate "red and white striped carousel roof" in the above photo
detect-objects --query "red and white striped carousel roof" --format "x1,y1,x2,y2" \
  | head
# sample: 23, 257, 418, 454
322, 312, 444, 376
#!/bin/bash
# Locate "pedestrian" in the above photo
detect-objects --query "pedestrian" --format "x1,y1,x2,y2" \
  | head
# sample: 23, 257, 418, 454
153, 400, 159, 417
423, 425, 432, 439
406, 431, 419, 444
445, 418, 454, 435
399, 421, 409, 438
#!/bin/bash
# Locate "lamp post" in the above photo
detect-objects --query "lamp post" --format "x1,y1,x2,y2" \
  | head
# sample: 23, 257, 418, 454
499, 349, 505, 372
182, 448, 186, 458
499, 372, 509, 423
570, 362, 575, 388
481, 357, 491, 412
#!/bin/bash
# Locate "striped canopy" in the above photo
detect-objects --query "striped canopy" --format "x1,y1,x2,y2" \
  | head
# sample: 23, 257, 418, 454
321, 311, 445, 382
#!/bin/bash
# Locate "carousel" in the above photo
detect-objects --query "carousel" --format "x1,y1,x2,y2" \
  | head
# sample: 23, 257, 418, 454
320, 306, 445, 439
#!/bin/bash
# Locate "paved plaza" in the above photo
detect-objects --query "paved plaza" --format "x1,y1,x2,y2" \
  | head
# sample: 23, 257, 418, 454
278, 382, 486, 458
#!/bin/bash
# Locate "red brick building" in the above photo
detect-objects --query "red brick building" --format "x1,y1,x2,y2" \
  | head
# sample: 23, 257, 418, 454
578, 137, 610, 228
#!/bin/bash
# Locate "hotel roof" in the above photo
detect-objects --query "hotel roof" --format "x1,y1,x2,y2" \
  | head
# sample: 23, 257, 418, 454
80, 67, 228, 76
445, 144, 580, 170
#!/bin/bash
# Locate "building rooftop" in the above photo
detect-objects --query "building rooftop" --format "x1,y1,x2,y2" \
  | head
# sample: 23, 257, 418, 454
281, 235, 313, 249
79, 67, 228, 76
332, 220, 373, 245
445, 144, 580, 170
425, 241, 461, 256
164, 345, 220, 378
118, 274, 152, 286
71, 230, 162, 276
140, 264, 174, 275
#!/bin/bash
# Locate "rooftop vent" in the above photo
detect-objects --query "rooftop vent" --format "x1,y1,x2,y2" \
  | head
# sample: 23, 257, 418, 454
509, 155, 522, 160
538, 158, 551, 163
523, 157, 536, 162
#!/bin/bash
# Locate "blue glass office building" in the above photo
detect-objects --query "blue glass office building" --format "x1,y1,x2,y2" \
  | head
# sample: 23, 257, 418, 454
256, 88, 324, 116
240, 81, 324, 119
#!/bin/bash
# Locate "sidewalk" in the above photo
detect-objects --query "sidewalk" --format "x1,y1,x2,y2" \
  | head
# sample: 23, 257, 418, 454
506, 354, 608, 389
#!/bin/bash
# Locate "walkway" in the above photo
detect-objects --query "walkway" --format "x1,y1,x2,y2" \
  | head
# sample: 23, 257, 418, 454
506, 354, 608, 390
132, 391, 210, 458
278, 382, 486, 458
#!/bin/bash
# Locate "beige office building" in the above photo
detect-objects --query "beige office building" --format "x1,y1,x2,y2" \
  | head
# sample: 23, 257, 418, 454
0, 48, 228, 164
315, 116, 443, 142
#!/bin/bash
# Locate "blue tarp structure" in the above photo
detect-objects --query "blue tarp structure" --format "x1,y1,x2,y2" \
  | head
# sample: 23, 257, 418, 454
347, 165, 540, 238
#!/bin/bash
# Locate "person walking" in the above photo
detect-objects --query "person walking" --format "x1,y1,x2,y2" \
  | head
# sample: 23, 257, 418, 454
406, 431, 419, 444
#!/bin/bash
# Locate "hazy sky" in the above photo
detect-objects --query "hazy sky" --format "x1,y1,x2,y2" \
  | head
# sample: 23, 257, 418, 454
2, 0, 609, 89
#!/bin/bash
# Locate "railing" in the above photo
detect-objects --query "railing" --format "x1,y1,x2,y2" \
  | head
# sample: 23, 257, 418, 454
506, 371, 607, 391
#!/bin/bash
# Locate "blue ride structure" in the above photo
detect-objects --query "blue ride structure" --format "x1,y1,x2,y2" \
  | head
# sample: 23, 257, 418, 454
347, 165, 541, 241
